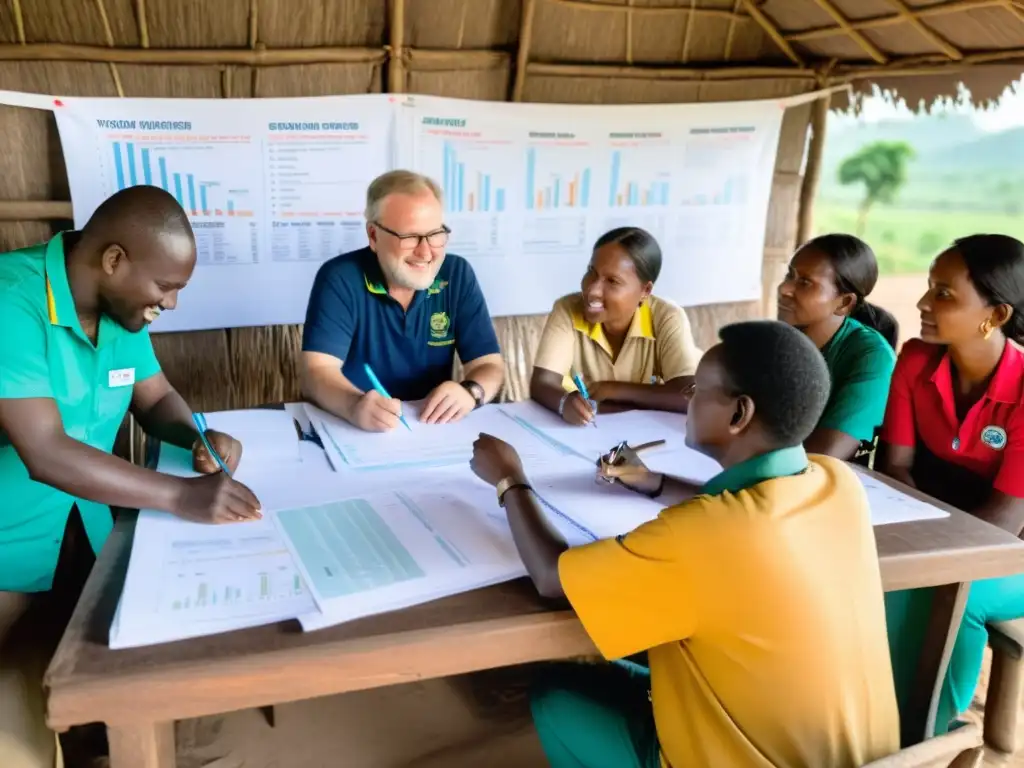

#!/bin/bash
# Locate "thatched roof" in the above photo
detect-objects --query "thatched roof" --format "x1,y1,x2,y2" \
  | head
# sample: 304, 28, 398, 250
0, 0, 1021, 111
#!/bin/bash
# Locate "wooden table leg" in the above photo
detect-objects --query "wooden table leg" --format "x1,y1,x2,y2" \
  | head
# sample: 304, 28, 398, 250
903, 582, 969, 746
107, 721, 175, 768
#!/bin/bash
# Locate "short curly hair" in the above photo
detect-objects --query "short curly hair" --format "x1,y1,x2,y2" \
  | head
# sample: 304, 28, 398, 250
717, 320, 831, 446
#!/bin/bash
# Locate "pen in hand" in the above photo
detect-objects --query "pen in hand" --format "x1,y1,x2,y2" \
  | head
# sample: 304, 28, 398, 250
363, 363, 412, 431
571, 371, 598, 427
192, 412, 232, 475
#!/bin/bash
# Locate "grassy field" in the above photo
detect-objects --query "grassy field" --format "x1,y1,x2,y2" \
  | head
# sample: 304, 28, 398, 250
813, 203, 1024, 275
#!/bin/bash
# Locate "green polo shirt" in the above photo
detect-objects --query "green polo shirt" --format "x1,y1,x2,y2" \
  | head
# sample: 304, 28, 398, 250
0, 233, 162, 592
817, 317, 896, 444
701, 444, 810, 496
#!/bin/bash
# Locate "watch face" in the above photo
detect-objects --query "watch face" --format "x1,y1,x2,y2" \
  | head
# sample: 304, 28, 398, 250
464, 380, 483, 404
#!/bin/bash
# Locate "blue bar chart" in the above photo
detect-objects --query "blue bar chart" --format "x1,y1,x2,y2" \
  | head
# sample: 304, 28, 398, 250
525, 147, 591, 211
680, 175, 747, 206
110, 141, 253, 218
442, 141, 507, 213
608, 150, 671, 208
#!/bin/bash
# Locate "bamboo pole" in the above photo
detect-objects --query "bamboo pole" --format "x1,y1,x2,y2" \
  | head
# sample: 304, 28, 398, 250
0, 201, 74, 220
135, 0, 150, 48
0, 43, 388, 65
787, 0, 1005, 41
884, 0, 962, 60
388, 0, 405, 93
406, 48, 510, 69
512, 0, 538, 101
526, 61, 819, 80
11, 0, 25, 44
808, 0, 888, 64
740, 0, 804, 66
796, 92, 830, 246
248, 0, 258, 50
549, 0, 748, 21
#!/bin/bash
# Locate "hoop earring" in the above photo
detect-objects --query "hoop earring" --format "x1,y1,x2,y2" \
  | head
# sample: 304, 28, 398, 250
981, 320, 995, 340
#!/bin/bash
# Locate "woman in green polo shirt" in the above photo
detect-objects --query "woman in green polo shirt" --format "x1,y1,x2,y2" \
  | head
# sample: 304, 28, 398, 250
777, 234, 898, 461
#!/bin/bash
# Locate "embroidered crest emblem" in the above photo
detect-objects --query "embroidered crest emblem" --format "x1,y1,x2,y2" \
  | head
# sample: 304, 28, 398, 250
429, 311, 451, 339
981, 425, 1008, 450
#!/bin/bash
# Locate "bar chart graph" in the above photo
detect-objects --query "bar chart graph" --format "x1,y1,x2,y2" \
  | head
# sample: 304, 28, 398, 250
608, 149, 671, 208
111, 140, 253, 217
442, 141, 507, 214
680, 175, 747, 206
525, 147, 591, 211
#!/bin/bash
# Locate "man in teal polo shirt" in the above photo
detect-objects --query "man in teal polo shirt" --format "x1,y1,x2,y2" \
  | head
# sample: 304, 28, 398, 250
0, 185, 260, 768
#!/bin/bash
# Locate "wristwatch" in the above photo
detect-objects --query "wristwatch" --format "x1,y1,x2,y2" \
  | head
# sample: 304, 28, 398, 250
461, 379, 485, 408
496, 476, 531, 507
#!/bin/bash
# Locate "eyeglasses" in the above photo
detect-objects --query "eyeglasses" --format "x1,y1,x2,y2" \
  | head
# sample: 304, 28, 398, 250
373, 222, 451, 250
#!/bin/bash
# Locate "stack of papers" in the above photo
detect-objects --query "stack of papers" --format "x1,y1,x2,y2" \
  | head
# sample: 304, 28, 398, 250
112, 402, 952, 649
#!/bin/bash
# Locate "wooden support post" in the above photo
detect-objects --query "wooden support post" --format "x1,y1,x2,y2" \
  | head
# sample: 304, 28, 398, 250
512, 0, 537, 101
107, 721, 175, 768
796, 91, 831, 246
389, 0, 406, 93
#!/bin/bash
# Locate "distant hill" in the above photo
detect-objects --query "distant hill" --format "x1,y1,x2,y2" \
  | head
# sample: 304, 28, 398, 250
919, 127, 1024, 171
817, 112, 1024, 212
822, 113, 982, 169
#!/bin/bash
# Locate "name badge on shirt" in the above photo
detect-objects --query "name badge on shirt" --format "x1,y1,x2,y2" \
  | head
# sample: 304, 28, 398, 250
108, 368, 136, 388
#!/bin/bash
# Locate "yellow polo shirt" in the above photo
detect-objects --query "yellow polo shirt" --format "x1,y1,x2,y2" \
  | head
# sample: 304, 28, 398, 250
558, 448, 899, 768
533, 293, 701, 390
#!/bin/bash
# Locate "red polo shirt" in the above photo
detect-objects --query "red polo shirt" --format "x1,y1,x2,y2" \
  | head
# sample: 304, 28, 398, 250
881, 338, 1024, 498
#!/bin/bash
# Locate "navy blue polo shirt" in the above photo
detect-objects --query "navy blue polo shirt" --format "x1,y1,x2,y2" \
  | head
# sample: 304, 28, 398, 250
302, 247, 500, 401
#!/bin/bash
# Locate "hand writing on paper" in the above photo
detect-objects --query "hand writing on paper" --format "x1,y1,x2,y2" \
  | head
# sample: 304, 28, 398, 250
471, 433, 526, 487
421, 380, 476, 425
597, 443, 664, 497
352, 390, 402, 432
192, 430, 242, 474
173, 473, 263, 523
562, 392, 595, 427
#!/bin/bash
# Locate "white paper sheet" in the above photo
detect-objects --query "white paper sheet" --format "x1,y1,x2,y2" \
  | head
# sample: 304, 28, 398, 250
855, 471, 950, 527
200, 408, 302, 467
111, 433, 337, 648
273, 483, 528, 630
303, 401, 590, 473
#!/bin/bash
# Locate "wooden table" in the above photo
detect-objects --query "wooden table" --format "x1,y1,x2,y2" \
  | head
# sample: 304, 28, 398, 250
44, 472, 1024, 768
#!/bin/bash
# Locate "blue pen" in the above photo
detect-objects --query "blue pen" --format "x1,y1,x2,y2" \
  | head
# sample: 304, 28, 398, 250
192, 413, 232, 475
571, 371, 598, 426
363, 363, 412, 431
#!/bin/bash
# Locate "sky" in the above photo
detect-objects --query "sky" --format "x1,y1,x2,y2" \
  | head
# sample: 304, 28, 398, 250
846, 79, 1024, 132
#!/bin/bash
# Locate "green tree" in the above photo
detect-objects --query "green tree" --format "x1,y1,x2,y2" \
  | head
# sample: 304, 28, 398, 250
837, 141, 915, 236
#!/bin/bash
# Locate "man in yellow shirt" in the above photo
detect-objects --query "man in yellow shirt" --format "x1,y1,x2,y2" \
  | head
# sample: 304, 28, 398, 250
470, 320, 899, 768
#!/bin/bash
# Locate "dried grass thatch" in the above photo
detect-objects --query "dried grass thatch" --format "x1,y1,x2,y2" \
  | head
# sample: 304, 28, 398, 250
0, 0, 1019, 414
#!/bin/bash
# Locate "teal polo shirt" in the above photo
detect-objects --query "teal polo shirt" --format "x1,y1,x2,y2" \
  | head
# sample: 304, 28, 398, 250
701, 445, 810, 496
0, 233, 162, 592
817, 317, 896, 444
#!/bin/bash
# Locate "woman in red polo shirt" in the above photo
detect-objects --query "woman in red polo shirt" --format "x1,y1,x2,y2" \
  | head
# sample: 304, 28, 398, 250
879, 233, 1024, 733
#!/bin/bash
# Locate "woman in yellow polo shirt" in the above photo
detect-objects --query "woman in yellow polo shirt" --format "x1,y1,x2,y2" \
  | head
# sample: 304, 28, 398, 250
531, 227, 702, 425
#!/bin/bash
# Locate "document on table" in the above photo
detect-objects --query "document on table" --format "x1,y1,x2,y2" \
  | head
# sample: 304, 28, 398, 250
274, 483, 528, 630
498, 401, 723, 484
111, 509, 317, 649
303, 401, 589, 472
201, 408, 302, 466
856, 471, 950, 526
111, 406, 341, 648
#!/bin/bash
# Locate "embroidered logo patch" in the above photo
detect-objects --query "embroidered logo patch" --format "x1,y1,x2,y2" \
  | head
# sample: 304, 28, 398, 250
981, 425, 1008, 450
429, 311, 450, 339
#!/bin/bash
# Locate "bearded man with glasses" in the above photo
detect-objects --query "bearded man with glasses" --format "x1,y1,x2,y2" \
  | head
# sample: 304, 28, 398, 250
300, 170, 505, 431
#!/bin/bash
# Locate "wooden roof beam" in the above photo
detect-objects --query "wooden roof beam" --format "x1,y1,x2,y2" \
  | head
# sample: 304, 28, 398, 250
740, 0, 804, 66
809, 0, 888, 63
788, 0, 1003, 43
883, 0, 963, 60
